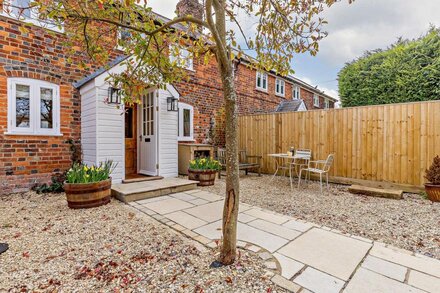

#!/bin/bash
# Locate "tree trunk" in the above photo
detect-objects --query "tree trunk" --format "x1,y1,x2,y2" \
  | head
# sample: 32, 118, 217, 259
218, 70, 240, 265
206, 0, 240, 265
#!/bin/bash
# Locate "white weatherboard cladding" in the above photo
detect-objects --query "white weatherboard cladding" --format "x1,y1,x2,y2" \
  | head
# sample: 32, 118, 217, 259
79, 60, 179, 182
80, 81, 97, 167
158, 86, 179, 177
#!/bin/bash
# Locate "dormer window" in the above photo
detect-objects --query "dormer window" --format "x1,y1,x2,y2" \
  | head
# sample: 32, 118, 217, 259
275, 79, 285, 97
256, 72, 268, 91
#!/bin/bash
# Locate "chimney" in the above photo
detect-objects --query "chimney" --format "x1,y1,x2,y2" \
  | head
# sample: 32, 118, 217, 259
176, 0, 203, 21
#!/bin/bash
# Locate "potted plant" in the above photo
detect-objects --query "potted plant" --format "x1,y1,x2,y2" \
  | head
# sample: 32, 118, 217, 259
425, 155, 440, 202
64, 160, 116, 209
188, 157, 221, 186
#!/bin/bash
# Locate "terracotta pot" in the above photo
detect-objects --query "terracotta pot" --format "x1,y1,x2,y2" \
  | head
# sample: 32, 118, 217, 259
64, 178, 112, 209
425, 183, 440, 202
188, 169, 217, 186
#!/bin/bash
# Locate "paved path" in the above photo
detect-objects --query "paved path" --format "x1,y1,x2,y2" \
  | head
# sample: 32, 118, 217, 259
128, 189, 440, 293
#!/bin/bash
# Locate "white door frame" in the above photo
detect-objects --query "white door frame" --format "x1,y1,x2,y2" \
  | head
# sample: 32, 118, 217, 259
137, 89, 159, 176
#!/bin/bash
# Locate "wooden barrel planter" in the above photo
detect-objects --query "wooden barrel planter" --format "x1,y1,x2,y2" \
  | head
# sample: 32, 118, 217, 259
425, 183, 440, 202
188, 169, 217, 186
64, 178, 112, 209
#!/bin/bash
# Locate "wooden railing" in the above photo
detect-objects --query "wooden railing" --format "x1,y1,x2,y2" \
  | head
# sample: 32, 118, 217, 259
238, 100, 440, 190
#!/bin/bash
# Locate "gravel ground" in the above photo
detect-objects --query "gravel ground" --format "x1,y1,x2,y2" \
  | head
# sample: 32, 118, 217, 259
0, 192, 285, 292
204, 174, 440, 259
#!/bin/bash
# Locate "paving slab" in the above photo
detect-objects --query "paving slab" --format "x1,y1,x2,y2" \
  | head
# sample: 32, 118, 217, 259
273, 253, 304, 280
194, 221, 289, 252
238, 213, 256, 223
137, 195, 172, 204
183, 201, 225, 222
282, 219, 314, 232
170, 192, 196, 201
294, 267, 345, 293
244, 208, 290, 225
143, 197, 194, 215
190, 191, 223, 202
163, 211, 208, 230
370, 243, 440, 278
188, 198, 209, 206
344, 268, 424, 293
277, 228, 371, 281
271, 275, 301, 293
248, 219, 302, 240
361, 255, 407, 282
408, 270, 440, 293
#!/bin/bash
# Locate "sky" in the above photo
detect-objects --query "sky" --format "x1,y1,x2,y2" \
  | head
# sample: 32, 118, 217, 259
150, 0, 440, 102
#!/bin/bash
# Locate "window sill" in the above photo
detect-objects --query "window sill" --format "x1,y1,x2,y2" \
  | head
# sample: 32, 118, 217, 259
4, 132, 63, 137
178, 137, 195, 142
275, 93, 285, 98
255, 88, 268, 94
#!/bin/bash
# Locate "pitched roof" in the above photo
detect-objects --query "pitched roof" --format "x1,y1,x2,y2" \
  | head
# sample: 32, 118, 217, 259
73, 55, 128, 89
275, 99, 306, 112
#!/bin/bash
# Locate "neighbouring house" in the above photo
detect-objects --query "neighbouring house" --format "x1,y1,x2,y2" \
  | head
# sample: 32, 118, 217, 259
0, 0, 337, 194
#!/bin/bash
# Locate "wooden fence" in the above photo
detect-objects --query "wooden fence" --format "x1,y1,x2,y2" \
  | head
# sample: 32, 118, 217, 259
238, 100, 440, 190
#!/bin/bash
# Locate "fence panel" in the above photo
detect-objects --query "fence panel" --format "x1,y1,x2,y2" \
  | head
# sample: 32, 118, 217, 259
238, 100, 440, 189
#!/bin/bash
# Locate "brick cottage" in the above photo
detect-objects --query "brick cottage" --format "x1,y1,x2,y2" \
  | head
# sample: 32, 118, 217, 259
0, 0, 336, 194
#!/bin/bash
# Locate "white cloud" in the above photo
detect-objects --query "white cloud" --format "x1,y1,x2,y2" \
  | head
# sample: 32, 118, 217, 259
317, 0, 440, 65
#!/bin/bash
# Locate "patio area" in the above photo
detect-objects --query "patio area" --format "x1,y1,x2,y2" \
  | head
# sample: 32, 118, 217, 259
130, 187, 440, 293
205, 175, 440, 260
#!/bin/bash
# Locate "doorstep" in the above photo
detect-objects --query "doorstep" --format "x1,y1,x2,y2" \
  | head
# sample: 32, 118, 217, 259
112, 177, 198, 203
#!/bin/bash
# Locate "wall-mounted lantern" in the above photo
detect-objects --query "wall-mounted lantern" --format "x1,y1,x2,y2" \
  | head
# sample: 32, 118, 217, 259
108, 87, 122, 104
167, 96, 179, 112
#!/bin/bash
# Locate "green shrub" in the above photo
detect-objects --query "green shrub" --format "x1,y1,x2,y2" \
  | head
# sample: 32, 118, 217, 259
33, 173, 65, 194
338, 28, 440, 107
189, 157, 221, 171
425, 155, 440, 184
66, 160, 116, 184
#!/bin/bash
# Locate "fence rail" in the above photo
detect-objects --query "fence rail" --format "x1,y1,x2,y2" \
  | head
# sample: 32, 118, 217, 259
238, 100, 440, 189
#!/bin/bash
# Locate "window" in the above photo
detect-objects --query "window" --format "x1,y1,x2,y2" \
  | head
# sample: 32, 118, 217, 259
313, 94, 320, 107
256, 72, 268, 91
275, 78, 285, 96
7, 78, 60, 136
293, 85, 301, 100
169, 46, 194, 70
2, 0, 63, 32
324, 99, 330, 109
178, 102, 194, 141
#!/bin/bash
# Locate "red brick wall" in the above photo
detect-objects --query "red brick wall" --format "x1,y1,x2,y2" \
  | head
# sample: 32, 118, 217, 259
174, 57, 335, 145
0, 16, 118, 194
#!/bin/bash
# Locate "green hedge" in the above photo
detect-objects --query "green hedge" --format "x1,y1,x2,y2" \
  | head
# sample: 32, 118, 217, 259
338, 28, 440, 107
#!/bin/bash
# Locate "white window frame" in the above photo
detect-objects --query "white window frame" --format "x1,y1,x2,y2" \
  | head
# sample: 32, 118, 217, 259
6, 78, 61, 136
324, 99, 330, 109
293, 85, 301, 100
1, 0, 64, 33
256, 72, 268, 91
169, 46, 194, 71
313, 94, 320, 107
178, 102, 194, 141
275, 78, 285, 97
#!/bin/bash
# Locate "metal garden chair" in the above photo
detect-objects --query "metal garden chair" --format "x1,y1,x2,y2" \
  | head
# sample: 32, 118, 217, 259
298, 154, 335, 194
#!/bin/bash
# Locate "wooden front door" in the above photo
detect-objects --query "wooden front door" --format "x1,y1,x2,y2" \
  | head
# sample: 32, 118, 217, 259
125, 106, 137, 176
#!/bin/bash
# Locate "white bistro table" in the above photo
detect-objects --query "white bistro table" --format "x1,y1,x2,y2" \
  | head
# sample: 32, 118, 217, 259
267, 153, 311, 188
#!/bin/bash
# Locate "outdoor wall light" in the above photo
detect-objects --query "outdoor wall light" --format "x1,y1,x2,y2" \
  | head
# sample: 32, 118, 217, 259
167, 96, 179, 111
108, 87, 122, 104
